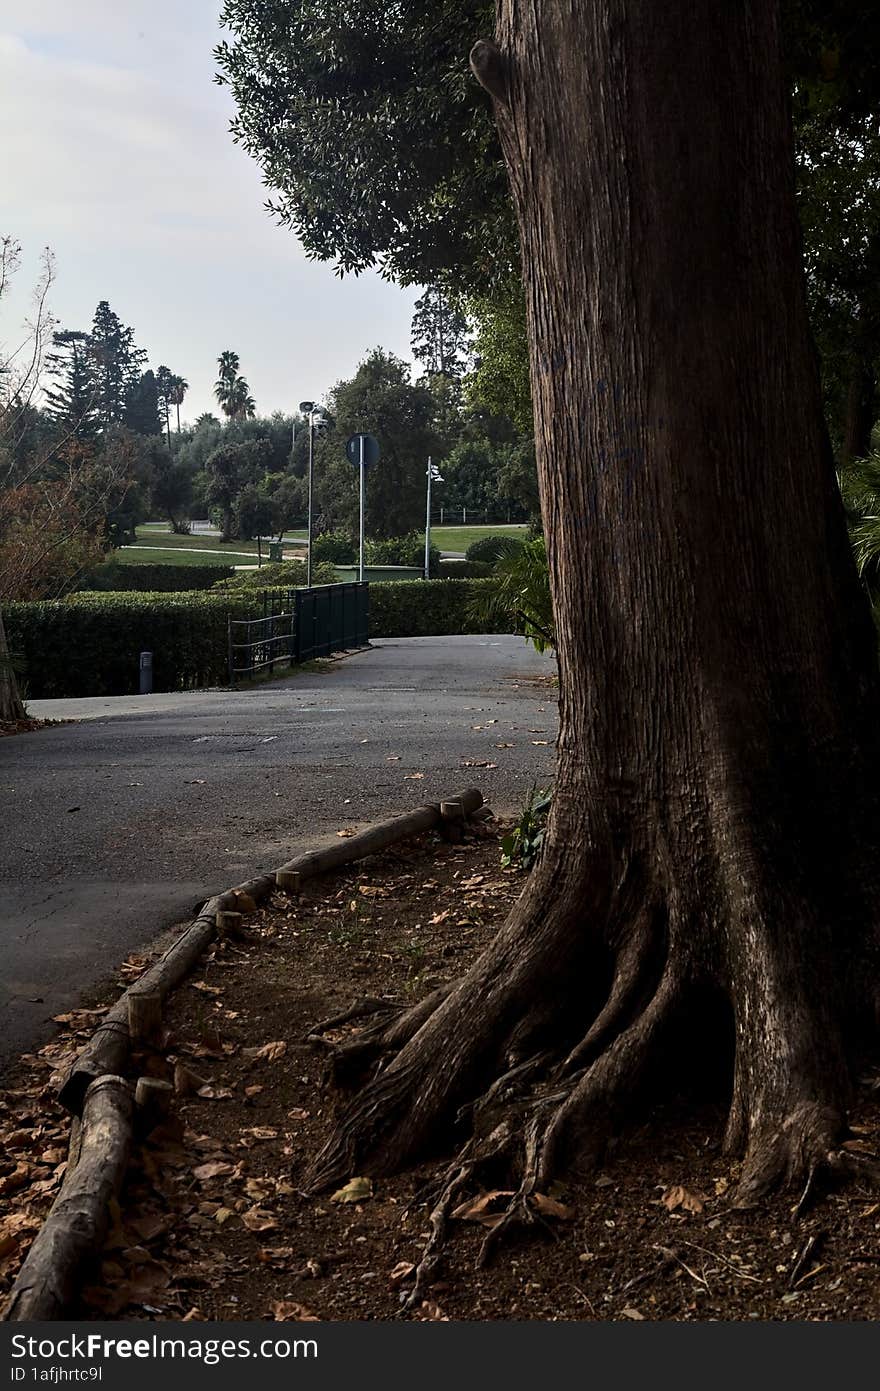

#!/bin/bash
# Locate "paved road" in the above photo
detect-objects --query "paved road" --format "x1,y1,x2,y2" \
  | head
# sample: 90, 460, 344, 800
1, 637, 556, 1071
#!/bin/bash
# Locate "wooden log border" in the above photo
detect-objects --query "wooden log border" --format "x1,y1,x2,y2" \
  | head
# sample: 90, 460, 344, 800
1, 787, 484, 1321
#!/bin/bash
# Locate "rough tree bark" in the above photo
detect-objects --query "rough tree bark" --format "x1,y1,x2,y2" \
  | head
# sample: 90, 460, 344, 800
0, 608, 25, 722
842, 349, 876, 464
307, 0, 880, 1221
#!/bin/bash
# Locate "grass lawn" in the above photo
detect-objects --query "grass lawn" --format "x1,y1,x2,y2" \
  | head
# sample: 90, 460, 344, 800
135, 525, 307, 547
113, 546, 257, 567
431, 524, 528, 553
120, 526, 307, 565
121, 523, 525, 565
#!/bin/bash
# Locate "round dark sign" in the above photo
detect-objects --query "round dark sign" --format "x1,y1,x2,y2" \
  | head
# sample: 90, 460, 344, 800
345, 433, 380, 469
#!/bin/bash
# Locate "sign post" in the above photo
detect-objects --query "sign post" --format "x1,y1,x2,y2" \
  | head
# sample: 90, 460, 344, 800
345, 433, 380, 583
359, 434, 366, 583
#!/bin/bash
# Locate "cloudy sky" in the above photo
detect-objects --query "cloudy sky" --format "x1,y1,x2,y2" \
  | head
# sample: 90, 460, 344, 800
0, 1, 420, 421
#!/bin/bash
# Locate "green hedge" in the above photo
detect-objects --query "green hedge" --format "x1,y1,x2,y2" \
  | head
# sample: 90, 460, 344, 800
368, 579, 505, 638
365, 532, 440, 577
77, 561, 235, 592
212, 559, 338, 591
312, 531, 357, 564
6, 579, 512, 699
439, 558, 493, 578
5, 591, 255, 698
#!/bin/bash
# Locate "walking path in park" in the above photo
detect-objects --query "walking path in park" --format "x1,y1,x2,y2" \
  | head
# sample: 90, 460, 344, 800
1, 636, 556, 1070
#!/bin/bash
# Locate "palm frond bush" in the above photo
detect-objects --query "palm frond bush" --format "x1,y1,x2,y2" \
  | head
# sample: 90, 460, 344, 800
467, 535, 555, 653
838, 452, 880, 586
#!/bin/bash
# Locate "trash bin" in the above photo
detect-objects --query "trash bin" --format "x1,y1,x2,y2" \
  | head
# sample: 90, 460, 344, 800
269, 542, 283, 563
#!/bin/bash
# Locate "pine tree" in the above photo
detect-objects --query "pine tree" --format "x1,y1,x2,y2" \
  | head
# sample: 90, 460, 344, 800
89, 301, 146, 425
43, 330, 99, 439
411, 287, 470, 379
124, 369, 163, 437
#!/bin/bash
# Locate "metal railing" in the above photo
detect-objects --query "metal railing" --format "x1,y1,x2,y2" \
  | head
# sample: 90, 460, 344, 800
294, 582, 369, 663
227, 591, 296, 683
227, 583, 369, 683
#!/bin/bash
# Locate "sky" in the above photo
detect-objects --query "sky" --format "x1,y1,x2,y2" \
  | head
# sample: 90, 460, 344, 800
0, 1, 420, 422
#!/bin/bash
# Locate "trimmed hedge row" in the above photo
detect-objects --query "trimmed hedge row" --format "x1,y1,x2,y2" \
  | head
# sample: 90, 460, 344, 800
5, 591, 253, 698
439, 558, 493, 578
6, 579, 512, 699
77, 561, 235, 592
368, 579, 505, 638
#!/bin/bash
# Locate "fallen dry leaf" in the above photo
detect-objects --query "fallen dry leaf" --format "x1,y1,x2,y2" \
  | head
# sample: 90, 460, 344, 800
404, 772, 425, 780
270, 1301, 319, 1321
419, 1301, 449, 1321
192, 1161, 236, 1182
330, 1176, 373, 1204
389, 1260, 416, 1284
451, 1190, 514, 1229
174, 1062, 208, 1097
662, 1184, 705, 1214
531, 1192, 574, 1221
0, 1163, 31, 1195
242, 1041, 287, 1064
336, 829, 356, 838
257, 1246, 295, 1265
242, 1207, 279, 1233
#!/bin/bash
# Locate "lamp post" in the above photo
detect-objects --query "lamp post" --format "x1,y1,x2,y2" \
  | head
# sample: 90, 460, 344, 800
299, 401, 326, 588
425, 458, 443, 579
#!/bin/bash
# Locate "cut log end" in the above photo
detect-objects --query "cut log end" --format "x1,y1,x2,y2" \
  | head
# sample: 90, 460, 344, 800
127, 989, 162, 1045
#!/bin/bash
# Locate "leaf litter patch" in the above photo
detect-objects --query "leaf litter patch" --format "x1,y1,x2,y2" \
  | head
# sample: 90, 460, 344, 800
2, 826, 880, 1321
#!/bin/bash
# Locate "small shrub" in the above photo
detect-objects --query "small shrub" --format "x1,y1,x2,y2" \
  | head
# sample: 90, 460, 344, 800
312, 531, 357, 564
366, 532, 440, 577
466, 534, 525, 564
468, 536, 554, 653
501, 787, 553, 870
212, 559, 337, 591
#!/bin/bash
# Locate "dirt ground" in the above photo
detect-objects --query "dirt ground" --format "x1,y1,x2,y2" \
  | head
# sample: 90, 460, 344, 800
0, 717, 55, 738
2, 823, 879, 1322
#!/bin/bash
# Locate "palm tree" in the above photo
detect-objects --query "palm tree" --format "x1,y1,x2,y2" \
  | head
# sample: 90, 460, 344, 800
214, 352, 255, 421
229, 377, 256, 421
214, 351, 240, 419
169, 375, 188, 433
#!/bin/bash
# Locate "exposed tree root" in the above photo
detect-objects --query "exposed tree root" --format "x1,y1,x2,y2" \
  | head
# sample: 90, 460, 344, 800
302, 832, 877, 1310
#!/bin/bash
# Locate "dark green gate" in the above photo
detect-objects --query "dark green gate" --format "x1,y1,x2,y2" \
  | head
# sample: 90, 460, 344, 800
293, 582, 369, 664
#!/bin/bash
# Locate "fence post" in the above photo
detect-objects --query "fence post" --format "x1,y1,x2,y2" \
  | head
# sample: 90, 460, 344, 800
227, 619, 234, 685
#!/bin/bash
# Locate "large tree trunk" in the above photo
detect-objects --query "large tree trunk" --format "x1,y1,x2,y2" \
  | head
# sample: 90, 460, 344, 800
0, 608, 26, 723
842, 350, 876, 463
307, 1, 880, 1212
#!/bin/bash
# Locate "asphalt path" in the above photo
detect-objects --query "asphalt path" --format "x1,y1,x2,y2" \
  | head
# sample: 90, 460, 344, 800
0, 636, 556, 1071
